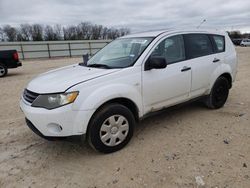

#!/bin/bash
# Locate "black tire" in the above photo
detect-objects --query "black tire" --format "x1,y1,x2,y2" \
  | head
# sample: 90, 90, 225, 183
87, 103, 135, 153
205, 77, 230, 109
0, 63, 8, 77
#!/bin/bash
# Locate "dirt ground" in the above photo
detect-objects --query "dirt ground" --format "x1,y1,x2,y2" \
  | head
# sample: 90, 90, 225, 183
0, 47, 249, 188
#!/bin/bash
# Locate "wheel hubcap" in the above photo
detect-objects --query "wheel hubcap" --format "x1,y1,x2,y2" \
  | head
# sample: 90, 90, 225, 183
100, 115, 129, 146
111, 126, 118, 134
0, 66, 5, 76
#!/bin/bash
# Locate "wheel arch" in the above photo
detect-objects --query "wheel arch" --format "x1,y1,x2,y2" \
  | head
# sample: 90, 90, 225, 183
89, 97, 140, 123
209, 63, 233, 92
219, 72, 232, 89
0, 62, 8, 77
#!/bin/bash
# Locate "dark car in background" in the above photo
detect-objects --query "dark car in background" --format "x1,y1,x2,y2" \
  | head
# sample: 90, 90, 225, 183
231, 38, 242, 46
0, 50, 22, 77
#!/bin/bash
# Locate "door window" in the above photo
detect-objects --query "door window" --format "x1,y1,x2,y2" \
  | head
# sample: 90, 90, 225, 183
212, 35, 225, 52
151, 35, 185, 64
184, 34, 213, 59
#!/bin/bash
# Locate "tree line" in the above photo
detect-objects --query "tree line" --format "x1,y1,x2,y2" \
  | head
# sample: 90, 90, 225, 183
0, 22, 130, 42
228, 30, 250, 39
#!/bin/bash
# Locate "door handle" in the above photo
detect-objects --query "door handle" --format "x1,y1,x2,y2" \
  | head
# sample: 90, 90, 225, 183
181, 66, 191, 72
213, 58, 220, 63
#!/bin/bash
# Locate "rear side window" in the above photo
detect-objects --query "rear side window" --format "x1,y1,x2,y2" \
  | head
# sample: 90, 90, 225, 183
184, 34, 213, 59
212, 35, 225, 52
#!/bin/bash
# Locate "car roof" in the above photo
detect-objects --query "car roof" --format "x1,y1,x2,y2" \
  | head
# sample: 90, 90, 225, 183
121, 28, 226, 38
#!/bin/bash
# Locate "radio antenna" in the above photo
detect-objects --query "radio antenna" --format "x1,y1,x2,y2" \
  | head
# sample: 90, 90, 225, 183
197, 19, 206, 29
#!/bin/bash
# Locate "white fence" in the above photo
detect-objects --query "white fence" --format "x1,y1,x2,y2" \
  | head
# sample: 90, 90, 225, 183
0, 40, 111, 60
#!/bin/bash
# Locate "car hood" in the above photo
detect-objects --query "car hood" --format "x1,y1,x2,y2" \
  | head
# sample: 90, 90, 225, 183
27, 64, 120, 94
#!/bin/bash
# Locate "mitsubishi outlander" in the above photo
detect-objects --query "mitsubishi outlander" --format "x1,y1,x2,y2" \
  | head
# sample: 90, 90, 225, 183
20, 29, 237, 153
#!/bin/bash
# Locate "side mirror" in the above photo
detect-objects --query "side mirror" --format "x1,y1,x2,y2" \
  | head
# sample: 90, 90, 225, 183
145, 56, 167, 71
79, 53, 89, 66
82, 53, 89, 64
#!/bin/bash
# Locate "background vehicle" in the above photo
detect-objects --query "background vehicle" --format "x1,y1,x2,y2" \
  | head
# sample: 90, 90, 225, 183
231, 38, 242, 46
0, 50, 22, 77
20, 29, 237, 153
240, 39, 250, 46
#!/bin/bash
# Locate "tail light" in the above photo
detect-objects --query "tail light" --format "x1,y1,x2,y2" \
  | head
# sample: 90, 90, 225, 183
13, 52, 19, 61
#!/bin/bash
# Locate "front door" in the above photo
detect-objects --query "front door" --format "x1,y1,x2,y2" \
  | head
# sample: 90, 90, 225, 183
142, 35, 191, 114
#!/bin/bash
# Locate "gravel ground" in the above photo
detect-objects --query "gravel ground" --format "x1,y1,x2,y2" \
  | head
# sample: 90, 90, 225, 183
0, 47, 249, 188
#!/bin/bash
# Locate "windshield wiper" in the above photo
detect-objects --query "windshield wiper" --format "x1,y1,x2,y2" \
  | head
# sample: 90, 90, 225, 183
87, 64, 111, 69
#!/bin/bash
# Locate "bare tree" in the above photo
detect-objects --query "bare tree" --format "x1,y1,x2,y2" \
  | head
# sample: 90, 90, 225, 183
31, 24, 43, 41
228, 30, 242, 39
63, 27, 69, 40
0, 22, 130, 41
44, 25, 55, 41
0, 27, 4, 41
228, 30, 250, 39
107, 28, 120, 39
63, 26, 78, 40
101, 27, 109, 39
92, 24, 103, 39
76, 22, 92, 39
119, 28, 130, 36
3, 25, 17, 41
44, 24, 62, 41
242, 33, 250, 39
54, 24, 63, 40
18, 24, 32, 41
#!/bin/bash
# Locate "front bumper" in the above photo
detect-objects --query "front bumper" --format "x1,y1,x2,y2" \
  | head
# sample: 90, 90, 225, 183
25, 118, 58, 140
20, 99, 95, 137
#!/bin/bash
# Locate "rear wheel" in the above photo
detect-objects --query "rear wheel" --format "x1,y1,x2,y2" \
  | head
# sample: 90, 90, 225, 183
205, 77, 230, 109
87, 103, 135, 153
0, 63, 8, 77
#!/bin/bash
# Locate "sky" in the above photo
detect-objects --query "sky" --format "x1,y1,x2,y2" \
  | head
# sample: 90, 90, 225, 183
0, 0, 249, 33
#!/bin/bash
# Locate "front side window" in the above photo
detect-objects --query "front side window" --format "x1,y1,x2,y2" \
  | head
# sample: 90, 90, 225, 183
184, 34, 213, 59
151, 35, 185, 64
212, 35, 225, 52
87, 37, 153, 68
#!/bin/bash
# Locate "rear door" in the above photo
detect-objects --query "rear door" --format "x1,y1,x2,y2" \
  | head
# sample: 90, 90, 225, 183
210, 34, 226, 66
183, 33, 224, 98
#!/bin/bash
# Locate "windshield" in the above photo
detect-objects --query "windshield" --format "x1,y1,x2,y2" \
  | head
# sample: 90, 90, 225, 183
86, 37, 153, 68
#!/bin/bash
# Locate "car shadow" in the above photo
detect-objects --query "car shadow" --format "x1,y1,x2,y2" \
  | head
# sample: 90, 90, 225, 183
136, 100, 207, 133
4, 72, 23, 77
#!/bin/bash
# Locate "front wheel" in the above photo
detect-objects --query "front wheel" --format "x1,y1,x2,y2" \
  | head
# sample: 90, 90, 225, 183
87, 104, 135, 153
205, 77, 230, 109
0, 63, 8, 77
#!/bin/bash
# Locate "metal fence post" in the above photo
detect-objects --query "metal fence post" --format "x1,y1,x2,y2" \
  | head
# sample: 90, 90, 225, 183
68, 43, 72, 57
20, 43, 25, 60
47, 43, 51, 58
88, 42, 92, 56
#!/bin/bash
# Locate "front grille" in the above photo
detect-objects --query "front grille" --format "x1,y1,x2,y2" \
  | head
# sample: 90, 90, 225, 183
23, 89, 39, 104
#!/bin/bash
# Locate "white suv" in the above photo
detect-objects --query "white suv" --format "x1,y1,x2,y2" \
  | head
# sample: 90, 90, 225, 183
20, 29, 237, 153
240, 39, 250, 46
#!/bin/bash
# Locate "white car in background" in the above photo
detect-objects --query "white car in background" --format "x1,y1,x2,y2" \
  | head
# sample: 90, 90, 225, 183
240, 39, 250, 46
20, 29, 237, 153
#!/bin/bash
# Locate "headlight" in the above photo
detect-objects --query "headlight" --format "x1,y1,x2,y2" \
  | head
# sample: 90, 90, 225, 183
32, 91, 79, 110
